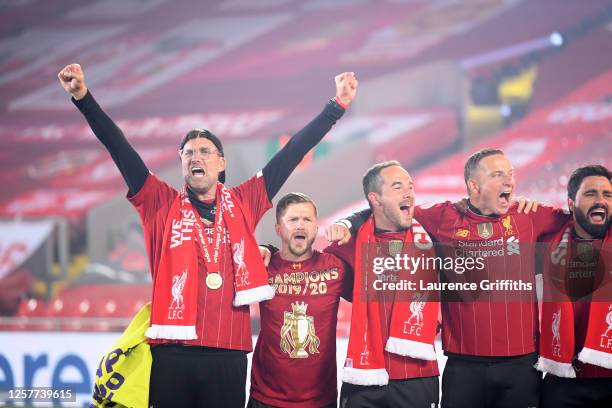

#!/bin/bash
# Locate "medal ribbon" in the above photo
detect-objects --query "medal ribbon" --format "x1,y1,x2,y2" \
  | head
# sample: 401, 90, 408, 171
182, 186, 224, 277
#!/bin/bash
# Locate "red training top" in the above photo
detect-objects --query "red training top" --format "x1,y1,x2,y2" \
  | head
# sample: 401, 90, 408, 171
250, 250, 351, 407
414, 202, 569, 356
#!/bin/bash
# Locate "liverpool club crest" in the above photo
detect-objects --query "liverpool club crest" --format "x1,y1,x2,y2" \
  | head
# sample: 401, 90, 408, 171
168, 270, 187, 320
502, 216, 514, 236
280, 302, 320, 358
604, 305, 612, 339
403, 292, 428, 336
170, 270, 187, 310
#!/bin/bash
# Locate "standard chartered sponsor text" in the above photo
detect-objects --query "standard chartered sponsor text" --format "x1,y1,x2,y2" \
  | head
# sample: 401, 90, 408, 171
454, 238, 508, 258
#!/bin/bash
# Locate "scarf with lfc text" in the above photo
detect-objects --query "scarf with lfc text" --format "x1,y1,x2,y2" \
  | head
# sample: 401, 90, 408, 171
146, 182, 274, 340
343, 216, 439, 385
537, 222, 611, 377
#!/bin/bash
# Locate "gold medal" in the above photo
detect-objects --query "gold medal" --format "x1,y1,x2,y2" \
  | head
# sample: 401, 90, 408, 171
206, 272, 223, 289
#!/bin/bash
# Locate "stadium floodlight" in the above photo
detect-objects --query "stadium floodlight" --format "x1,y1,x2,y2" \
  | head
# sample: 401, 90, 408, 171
500, 104, 512, 117
549, 32, 564, 47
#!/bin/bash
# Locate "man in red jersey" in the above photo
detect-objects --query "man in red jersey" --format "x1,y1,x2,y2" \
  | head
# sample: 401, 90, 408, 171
326, 161, 440, 408
249, 192, 351, 408
58, 64, 357, 408
329, 149, 570, 407
537, 165, 612, 407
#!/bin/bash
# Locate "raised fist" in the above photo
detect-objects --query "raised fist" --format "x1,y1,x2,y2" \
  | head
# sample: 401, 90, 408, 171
334, 72, 358, 107
325, 222, 352, 245
57, 64, 88, 100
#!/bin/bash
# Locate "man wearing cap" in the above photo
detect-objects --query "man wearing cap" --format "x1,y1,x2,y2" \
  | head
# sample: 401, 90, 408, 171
58, 63, 357, 408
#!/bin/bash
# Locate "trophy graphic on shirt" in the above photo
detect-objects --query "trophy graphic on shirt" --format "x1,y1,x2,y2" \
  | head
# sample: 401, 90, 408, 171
280, 301, 320, 358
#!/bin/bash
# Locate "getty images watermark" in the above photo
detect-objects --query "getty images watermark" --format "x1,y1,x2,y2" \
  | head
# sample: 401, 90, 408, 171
361, 241, 612, 303
355, 241, 607, 303
370, 252, 533, 293
371, 250, 534, 294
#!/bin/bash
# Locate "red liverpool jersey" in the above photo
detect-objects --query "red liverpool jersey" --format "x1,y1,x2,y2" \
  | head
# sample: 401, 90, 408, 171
250, 251, 351, 407
326, 231, 440, 380
414, 202, 569, 356
129, 172, 271, 351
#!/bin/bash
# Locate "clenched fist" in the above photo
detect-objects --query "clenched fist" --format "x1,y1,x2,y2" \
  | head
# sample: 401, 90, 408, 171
334, 72, 358, 107
58, 64, 88, 100
325, 222, 352, 245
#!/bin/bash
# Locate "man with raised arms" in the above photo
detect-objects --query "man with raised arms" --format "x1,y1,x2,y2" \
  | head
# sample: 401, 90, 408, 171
58, 64, 357, 407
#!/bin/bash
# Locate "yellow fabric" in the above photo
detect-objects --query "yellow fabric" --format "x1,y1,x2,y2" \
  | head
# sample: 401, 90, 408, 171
498, 65, 537, 103
91, 303, 152, 408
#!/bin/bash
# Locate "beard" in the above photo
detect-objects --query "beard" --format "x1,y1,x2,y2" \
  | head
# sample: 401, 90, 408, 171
288, 237, 315, 258
574, 206, 611, 239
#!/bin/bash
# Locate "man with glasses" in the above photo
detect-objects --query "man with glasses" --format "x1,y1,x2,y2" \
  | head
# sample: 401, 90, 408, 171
58, 63, 357, 408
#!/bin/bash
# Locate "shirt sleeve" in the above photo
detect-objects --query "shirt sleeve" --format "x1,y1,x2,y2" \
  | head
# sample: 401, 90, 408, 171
413, 202, 452, 235
73, 91, 149, 195
127, 173, 177, 224
343, 209, 372, 235
262, 99, 345, 200
532, 205, 571, 239
338, 258, 354, 302
231, 173, 273, 231
323, 238, 356, 271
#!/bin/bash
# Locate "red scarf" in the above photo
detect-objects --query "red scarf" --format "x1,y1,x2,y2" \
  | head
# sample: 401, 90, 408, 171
537, 222, 612, 377
145, 182, 274, 340
343, 216, 439, 385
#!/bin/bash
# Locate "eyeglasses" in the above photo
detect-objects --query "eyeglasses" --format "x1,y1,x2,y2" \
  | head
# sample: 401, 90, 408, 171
180, 147, 221, 160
